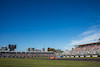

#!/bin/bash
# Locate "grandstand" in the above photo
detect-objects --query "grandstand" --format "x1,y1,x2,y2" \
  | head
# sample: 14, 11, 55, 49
65, 41, 100, 57
0, 51, 55, 58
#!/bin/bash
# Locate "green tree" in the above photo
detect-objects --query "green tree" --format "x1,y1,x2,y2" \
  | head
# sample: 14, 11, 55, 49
99, 38, 100, 41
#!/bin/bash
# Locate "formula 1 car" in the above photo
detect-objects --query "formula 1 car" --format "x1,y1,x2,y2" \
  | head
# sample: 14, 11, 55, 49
48, 56, 60, 60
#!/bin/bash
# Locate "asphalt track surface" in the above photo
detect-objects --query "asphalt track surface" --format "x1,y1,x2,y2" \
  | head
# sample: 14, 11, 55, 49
32, 57, 100, 62
57, 58, 100, 62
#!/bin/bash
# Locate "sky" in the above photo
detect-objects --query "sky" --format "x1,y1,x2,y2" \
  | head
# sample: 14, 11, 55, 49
0, 0, 100, 51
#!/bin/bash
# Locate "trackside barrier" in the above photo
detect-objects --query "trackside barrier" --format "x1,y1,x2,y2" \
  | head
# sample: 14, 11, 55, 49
0, 55, 100, 58
75, 56, 79, 57
80, 55, 84, 57
63, 56, 65, 58
67, 56, 70, 58
92, 55, 98, 57
86, 55, 91, 57
71, 56, 74, 58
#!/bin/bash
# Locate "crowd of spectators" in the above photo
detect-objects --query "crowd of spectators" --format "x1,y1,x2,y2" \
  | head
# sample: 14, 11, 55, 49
66, 43, 100, 55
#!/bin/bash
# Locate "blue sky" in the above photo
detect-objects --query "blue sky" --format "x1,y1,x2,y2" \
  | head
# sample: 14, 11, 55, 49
0, 0, 100, 51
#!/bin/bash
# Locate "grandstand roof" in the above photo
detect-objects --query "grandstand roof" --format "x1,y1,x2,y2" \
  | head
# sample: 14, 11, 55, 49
76, 41, 100, 47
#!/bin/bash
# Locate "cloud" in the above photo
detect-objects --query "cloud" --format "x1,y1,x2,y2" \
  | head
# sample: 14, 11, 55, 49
65, 25, 100, 50
69, 31, 100, 45
80, 30, 95, 36
89, 24, 100, 29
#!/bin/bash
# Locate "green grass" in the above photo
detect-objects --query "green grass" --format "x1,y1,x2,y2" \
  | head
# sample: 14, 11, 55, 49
0, 58, 100, 67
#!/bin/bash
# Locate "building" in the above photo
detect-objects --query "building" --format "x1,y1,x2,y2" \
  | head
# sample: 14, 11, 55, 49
26, 47, 31, 51
42, 48, 45, 51
26, 48, 39, 51
34, 48, 38, 51
1, 46, 7, 51
30, 48, 34, 51
56, 49, 61, 53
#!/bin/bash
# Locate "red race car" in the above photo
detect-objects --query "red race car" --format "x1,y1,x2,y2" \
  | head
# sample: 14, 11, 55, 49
48, 56, 60, 60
